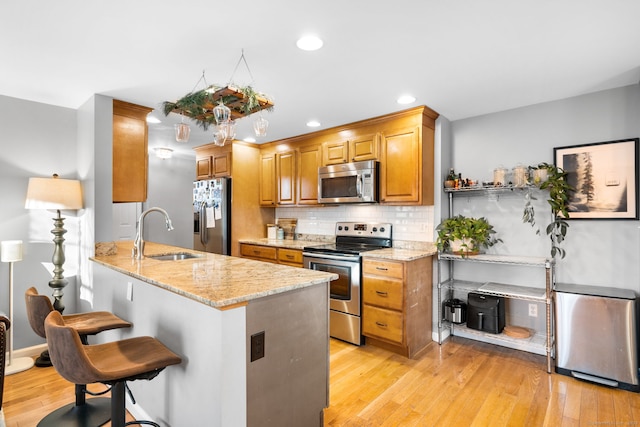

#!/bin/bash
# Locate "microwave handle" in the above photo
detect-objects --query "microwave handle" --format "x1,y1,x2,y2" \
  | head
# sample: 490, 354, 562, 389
356, 174, 363, 198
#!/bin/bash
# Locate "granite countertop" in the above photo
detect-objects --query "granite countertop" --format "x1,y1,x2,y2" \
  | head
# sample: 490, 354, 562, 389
91, 241, 337, 310
362, 247, 437, 261
240, 238, 437, 261
239, 238, 314, 250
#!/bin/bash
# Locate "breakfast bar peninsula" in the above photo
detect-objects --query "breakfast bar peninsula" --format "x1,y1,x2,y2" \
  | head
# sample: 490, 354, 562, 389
90, 241, 337, 427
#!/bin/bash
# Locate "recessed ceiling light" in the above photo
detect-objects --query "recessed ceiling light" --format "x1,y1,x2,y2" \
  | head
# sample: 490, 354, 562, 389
146, 116, 161, 124
397, 95, 416, 105
244, 136, 256, 143
297, 35, 323, 51
306, 120, 321, 128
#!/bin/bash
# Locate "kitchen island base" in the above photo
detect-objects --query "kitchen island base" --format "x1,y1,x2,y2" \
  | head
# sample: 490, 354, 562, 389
90, 259, 330, 427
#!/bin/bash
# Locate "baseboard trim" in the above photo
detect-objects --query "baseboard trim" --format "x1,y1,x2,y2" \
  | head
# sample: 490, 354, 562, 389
7, 343, 48, 359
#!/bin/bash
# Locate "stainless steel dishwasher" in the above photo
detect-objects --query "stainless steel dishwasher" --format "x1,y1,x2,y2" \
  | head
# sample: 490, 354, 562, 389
555, 283, 639, 391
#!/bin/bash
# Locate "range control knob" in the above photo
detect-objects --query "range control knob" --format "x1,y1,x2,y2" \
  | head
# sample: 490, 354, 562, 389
337, 226, 343, 231
380, 227, 386, 233
372, 227, 378, 232
344, 226, 349, 231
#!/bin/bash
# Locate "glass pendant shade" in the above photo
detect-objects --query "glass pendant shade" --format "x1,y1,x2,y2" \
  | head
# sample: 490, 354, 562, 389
174, 122, 191, 142
213, 128, 226, 146
220, 120, 236, 141
213, 103, 231, 125
253, 116, 269, 137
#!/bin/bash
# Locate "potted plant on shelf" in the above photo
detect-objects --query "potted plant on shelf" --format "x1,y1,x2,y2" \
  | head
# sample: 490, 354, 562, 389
436, 215, 502, 256
523, 162, 574, 259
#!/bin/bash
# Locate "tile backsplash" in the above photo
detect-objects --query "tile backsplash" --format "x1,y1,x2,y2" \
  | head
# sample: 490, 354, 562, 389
275, 205, 435, 243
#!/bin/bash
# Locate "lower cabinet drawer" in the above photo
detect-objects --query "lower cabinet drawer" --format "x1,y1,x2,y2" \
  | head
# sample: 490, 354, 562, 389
240, 244, 277, 261
362, 276, 403, 310
363, 305, 403, 344
277, 248, 303, 266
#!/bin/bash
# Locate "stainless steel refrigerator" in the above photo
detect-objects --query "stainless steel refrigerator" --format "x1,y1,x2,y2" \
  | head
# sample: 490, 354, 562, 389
193, 178, 231, 255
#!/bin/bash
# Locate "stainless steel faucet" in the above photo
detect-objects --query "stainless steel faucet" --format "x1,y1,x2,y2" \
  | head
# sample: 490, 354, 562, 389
132, 207, 174, 259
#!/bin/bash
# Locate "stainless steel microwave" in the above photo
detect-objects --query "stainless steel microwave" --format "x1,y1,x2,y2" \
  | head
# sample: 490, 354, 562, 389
318, 160, 378, 204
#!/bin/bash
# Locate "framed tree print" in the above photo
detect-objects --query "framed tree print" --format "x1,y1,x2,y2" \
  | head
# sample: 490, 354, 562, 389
554, 138, 639, 219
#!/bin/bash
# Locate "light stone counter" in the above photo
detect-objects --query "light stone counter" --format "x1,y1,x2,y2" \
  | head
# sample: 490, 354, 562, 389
238, 238, 316, 250
362, 246, 437, 261
240, 238, 437, 260
91, 241, 337, 309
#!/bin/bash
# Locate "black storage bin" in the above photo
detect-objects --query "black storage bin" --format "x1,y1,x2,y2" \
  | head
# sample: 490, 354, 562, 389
467, 292, 505, 334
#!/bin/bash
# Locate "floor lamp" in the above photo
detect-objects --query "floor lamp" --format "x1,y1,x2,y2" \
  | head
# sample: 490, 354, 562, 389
25, 174, 83, 314
1, 240, 35, 375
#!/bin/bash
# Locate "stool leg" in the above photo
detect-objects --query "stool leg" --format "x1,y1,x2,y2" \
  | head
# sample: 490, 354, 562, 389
111, 382, 126, 427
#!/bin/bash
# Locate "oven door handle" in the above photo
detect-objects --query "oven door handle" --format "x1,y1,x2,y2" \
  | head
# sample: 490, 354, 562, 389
303, 253, 360, 262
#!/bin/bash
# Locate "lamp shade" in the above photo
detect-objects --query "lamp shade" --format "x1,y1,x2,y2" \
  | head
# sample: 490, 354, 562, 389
25, 175, 83, 210
1, 240, 23, 263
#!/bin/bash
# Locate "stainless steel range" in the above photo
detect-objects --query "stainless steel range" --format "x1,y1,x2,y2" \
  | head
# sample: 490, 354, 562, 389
303, 222, 392, 345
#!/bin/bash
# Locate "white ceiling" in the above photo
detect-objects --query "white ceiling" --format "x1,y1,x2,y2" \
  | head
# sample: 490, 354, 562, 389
2, 1, 639, 158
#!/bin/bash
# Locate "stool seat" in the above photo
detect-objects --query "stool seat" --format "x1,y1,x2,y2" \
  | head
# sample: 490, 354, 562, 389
26, 287, 132, 339
60, 312, 133, 337
58, 335, 183, 385
45, 311, 182, 427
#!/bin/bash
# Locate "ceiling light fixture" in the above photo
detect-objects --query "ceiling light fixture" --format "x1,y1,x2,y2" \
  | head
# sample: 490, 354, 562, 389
163, 50, 274, 147
297, 35, 323, 51
155, 147, 173, 159
146, 116, 161, 124
397, 95, 416, 105
306, 120, 321, 128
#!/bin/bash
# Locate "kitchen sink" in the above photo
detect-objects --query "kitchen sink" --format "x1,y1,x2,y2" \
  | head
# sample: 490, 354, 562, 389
146, 252, 202, 261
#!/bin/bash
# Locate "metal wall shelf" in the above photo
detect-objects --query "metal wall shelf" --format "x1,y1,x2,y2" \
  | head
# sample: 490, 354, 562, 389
436, 190, 555, 373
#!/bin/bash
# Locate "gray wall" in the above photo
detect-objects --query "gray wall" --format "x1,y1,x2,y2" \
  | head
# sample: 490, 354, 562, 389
0, 94, 79, 348
449, 84, 640, 290
143, 153, 195, 250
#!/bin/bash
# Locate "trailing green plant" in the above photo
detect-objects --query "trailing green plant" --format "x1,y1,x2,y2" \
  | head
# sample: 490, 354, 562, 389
524, 162, 575, 259
436, 215, 502, 255
162, 84, 274, 131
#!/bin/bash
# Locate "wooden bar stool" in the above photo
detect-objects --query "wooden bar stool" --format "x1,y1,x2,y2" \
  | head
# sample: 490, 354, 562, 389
45, 311, 182, 427
25, 286, 132, 427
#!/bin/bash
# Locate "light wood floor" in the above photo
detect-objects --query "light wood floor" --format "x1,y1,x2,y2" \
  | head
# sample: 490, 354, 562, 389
4, 337, 640, 426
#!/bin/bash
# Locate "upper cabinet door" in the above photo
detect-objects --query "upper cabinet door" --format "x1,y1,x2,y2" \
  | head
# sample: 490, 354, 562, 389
259, 153, 276, 206
322, 140, 349, 165
379, 126, 421, 204
212, 151, 231, 177
112, 100, 153, 203
276, 150, 296, 205
349, 133, 379, 162
196, 157, 212, 180
297, 144, 321, 205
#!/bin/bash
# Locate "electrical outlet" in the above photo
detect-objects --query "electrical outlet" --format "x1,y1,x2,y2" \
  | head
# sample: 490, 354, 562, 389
127, 282, 133, 301
251, 331, 265, 362
528, 303, 538, 317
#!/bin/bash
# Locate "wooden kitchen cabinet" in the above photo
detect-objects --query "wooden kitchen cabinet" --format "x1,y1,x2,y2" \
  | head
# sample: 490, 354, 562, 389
260, 149, 298, 206
194, 145, 231, 180
258, 105, 438, 207
362, 256, 433, 359
379, 106, 437, 205
278, 248, 304, 267
240, 243, 303, 268
297, 143, 321, 205
112, 99, 153, 202
321, 133, 378, 165
259, 153, 276, 206
276, 150, 296, 205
